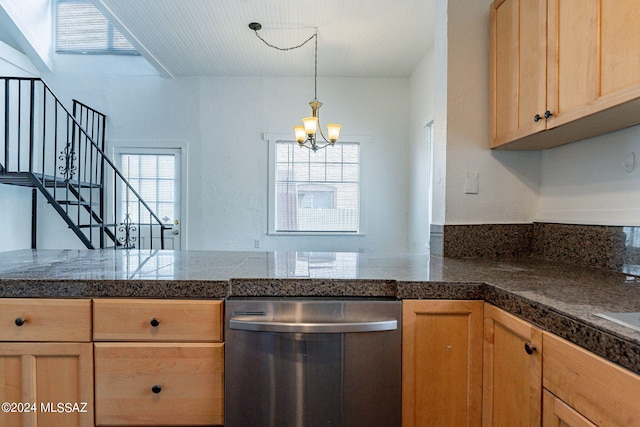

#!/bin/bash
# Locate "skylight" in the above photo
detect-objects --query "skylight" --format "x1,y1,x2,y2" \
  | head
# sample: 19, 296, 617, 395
55, 0, 138, 55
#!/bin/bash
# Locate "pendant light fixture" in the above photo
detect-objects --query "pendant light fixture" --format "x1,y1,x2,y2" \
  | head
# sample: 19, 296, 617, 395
249, 22, 341, 151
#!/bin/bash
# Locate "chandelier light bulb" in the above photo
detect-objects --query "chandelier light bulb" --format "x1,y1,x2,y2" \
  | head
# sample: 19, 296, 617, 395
293, 125, 306, 143
302, 117, 318, 136
327, 124, 341, 143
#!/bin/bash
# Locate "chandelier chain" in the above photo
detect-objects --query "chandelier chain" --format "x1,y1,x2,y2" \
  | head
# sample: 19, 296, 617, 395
252, 28, 317, 52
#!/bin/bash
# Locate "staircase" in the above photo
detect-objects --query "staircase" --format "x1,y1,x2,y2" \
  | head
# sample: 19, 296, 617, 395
0, 77, 168, 249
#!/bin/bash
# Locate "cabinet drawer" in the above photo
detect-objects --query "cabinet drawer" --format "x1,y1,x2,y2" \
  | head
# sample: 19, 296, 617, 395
93, 299, 223, 342
0, 298, 91, 342
94, 343, 224, 426
543, 333, 640, 426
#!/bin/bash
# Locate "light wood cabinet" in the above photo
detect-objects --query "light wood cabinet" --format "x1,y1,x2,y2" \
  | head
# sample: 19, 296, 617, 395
93, 299, 224, 426
543, 390, 597, 427
490, 0, 640, 149
482, 304, 542, 427
0, 299, 94, 427
543, 332, 640, 426
0, 298, 92, 342
93, 299, 223, 342
0, 343, 94, 427
402, 300, 483, 427
94, 343, 223, 426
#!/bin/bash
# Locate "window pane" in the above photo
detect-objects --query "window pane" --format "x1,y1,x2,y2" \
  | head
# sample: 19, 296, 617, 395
274, 142, 360, 232
56, 0, 138, 54
120, 153, 176, 224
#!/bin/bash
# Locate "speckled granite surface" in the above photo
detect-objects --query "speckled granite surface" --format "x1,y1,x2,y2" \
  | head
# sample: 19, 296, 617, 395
1, 249, 640, 374
439, 222, 640, 276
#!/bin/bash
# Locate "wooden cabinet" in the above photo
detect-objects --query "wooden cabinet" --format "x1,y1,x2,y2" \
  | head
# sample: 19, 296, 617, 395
543, 390, 597, 427
0, 299, 93, 427
94, 343, 223, 426
93, 299, 224, 426
490, 0, 640, 149
543, 332, 640, 426
402, 300, 483, 427
0, 298, 92, 342
490, 0, 547, 147
482, 304, 542, 427
93, 299, 222, 342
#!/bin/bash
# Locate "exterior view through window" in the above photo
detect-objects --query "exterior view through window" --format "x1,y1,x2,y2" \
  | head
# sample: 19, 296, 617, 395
274, 141, 360, 233
119, 153, 176, 225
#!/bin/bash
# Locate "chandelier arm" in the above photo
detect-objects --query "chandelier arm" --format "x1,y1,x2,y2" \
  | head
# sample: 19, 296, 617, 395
316, 118, 333, 145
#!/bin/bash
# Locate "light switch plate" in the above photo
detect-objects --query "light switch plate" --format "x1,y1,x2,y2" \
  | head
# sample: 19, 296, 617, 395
465, 171, 479, 194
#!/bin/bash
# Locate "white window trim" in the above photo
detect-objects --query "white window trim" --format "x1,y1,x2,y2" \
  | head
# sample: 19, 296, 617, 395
264, 133, 371, 236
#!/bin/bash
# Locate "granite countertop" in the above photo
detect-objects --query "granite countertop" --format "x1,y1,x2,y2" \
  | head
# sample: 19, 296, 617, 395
1, 249, 640, 374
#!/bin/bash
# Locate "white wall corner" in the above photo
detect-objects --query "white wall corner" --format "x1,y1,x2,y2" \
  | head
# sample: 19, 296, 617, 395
0, 0, 53, 73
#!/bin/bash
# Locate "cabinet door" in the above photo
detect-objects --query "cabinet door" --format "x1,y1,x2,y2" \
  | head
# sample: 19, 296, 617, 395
542, 390, 597, 427
402, 300, 483, 427
599, 0, 640, 106
546, 0, 599, 128
482, 304, 542, 427
490, 0, 547, 147
0, 343, 94, 427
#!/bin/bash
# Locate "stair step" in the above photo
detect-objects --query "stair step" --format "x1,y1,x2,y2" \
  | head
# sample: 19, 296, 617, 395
56, 200, 94, 207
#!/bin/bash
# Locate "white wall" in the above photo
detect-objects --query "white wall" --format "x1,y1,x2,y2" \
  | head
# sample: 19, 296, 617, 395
408, 49, 435, 253
41, 65, 412, 253
539, 125, 640, 226
438, 0, 541, 226
0, 0, 53, 72
0, 185, 32, 251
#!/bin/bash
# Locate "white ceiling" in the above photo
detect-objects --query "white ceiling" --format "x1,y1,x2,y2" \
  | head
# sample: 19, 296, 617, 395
94, 0, 436, 79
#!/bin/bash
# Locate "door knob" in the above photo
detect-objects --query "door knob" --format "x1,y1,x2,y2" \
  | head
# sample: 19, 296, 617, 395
172, 230, 179, 235
534, 114, 542, 123
544, 110, 552, 119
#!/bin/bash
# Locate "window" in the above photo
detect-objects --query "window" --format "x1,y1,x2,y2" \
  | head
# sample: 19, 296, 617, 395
56, 0, 138, 55
119, 153, 177, 225
272, 141, 360, 233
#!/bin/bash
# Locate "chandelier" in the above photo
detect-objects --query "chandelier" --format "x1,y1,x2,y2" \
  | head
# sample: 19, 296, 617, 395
249, 22, 341, 151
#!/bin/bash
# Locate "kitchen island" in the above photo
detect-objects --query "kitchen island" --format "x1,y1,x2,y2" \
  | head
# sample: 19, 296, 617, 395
1, 248, 639, 375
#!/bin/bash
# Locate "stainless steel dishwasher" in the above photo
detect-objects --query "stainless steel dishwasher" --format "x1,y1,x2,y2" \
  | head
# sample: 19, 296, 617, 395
225, 298, 402, 427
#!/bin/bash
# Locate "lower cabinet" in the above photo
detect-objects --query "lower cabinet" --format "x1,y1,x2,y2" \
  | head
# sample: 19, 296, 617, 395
0, 343, 94, 427
0, 298, 94, 427
543, 332, 640, 427
94, 343, 224, 426
93, 299, 224, 427
542, 390, 597, 427
482, 303, 542, 427
402, 300, 484, 427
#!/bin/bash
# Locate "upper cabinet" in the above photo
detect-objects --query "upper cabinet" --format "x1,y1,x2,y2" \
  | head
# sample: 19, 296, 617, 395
490, 0, 640, 149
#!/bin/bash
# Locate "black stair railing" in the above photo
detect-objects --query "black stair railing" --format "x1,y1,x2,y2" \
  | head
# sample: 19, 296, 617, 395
0, 76, 168, 249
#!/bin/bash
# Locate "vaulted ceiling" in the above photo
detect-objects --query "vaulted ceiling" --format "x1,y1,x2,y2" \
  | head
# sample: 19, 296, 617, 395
94, 0, 436, 78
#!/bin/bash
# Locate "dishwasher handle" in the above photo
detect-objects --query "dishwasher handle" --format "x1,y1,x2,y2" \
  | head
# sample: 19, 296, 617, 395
229, 318, 397, 334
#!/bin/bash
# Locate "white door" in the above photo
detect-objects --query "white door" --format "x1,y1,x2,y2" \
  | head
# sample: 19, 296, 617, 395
115, 148, 182, 250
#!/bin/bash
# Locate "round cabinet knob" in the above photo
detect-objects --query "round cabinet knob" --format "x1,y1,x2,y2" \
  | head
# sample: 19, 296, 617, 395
151, 385, 162, 394
150, 318, 160, 327
524, 342, 537, 355
14, 317, 25, 326
533, 114, 542, 123
544, 110, 553, 119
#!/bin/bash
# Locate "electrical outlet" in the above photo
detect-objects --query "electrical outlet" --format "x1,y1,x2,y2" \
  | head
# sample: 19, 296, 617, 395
254, 239, 261, 249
